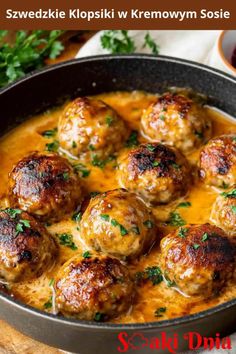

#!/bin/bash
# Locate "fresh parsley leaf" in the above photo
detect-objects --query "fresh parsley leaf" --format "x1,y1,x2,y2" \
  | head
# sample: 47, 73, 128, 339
5, 208, 22, 218
221, 189, 236, 198
41, 128, 57, 138
45, 140, 59, 152
201, 233, 208, 242
74, 163, 90, 178
105, 116, 114, 126
0, 30, 64, 88
168, 212, 186, 226
143, 32, 160, 55
44, 296, 52, 309
164, 272, 176, 287
146, 144, 156, 152
145, 266, 163, 285
154, 307, 166, 318
101, 30, 136, 54
131, 226, 140, 235
125, 130, 139, 148
177, 202, 191, 208
94, 312, 104, 322
193, 243, 200, 250
57, 233, 78, 250
49, 278, 54, 287
143, 220, 154, 229
178, 227, 188, 238
231, 206, 236, 214
82, 251, 92, 259
72, 212, 82, 223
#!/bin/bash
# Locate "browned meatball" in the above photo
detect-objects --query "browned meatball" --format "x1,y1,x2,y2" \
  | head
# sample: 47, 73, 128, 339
210, 187, 236, 237
55, 253, 134, 320
141, 93, 212, 154
80, 189, 157, 260
0, 208, 57, 282
58, 97, 127, 159
8, 152, 82, 222
117, 143, 191, 205
199, 134, 236, 188
161, 224, 235, 298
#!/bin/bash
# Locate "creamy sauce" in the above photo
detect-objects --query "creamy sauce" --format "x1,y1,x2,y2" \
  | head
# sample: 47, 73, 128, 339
0, 91, 235, 323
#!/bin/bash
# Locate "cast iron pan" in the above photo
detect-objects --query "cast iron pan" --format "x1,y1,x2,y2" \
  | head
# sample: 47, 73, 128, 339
0, 55, 235, 354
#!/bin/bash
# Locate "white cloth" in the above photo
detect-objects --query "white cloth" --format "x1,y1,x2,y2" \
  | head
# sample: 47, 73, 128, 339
75, 30, 236, 354
76, 30, 225, 70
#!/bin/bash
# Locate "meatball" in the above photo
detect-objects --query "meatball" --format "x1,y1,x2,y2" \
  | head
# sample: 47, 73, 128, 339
141, 93, 212, 154
199, 134, 236, 188
117, 143, 191, 205
55, 253, 134, 320
0, 209, 57, 282
58, 97, 127, 159
161, 224, 235, 298
8, 152, 82, 222
210, 187, 236, 237
80, 189, 157, 259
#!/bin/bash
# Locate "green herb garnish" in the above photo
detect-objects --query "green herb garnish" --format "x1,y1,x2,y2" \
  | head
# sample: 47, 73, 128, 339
177, 202, 191, 208
0, 30, 64, 88
5, 208, 22, 218
94, 312, 104, 322
89, 144, 96, 151
168, 212, 186, 227
82, 251, 92, 259
143, 220, 154, 229
62, 172, 69, 181
154, 307, 166, 318
152, 161, 160, 167
74, 163, 90, 178
131, 226, 140, 235
221, 189, 236, 198
72, 212, 82, 223
16, 219, 31, 235
201, 233, 208, 242
178, 227, 188, 238
125, 130, 139, 148
100, 214, 110, 221
143, 32, 160, 55
42, 128, 57, 138
145, 266, 163, 285
57, 233, 78, 250
44, 296, 53, 309
231, 206, 236, 214
101, 30, 136, 54
45, 140, 59, 152
146, 144, 156, 152
72, 141, 77, 148
105, 116, 114, 126
193, 243, 200, 250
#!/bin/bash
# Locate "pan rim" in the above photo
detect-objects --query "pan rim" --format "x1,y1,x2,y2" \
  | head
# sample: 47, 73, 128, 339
0, 53, 235, 330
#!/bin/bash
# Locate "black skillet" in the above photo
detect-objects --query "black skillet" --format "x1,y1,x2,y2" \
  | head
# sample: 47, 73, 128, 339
0, 55, 235, 354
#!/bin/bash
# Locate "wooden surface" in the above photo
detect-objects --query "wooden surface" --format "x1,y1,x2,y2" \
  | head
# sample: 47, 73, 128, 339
0, 30, 95, 354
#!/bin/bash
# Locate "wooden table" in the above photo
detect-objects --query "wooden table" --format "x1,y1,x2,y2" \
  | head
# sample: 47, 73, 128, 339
0, 31, 95, 354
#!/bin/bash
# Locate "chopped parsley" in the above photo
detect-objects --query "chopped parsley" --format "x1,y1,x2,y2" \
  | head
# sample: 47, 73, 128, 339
94, 312, 104, 322
72, 141, 77, 148
82, 251, 92, 259
159, 114, 165, 121
168, 212, 186, 227
89, 144, 96, 151
62, 172, 69, 181
90, 191, 101, 198
221, 189, 236, 198
164, 272, 176, 287
193, 243, 200, 250
143, 220, 154, 229
100, 214, 110, 221
101, 30, 136, 54
221, 181, 229, 189
16, 219, 31, 235
57, 233, 78, 250
154, 307, 167, 318
100, 214, 128, 236
74, 163, 91, 178
91, 155, 106, 169
145, 266, 163, 285
72, 212, 82, 223
146, 144, 156, 152
44, 296, 52, 309
171, 163, 180, 170
105, 116, 114, 126
42, 128, 57, 138
5, 208, 22, 218
49, 278, 54, 287
125, 130, 139, 148
45, 140, 59, 152
152, 161, 160, 167
201, 232, 209, 242
194, 130, 203, 139
178, 227, 188, 238
231, 206, 236, 214
177, 202, 191, 208
143, 32, 160, 55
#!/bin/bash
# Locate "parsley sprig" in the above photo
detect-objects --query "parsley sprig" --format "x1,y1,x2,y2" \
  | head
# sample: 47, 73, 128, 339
0, 30, 64, 88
